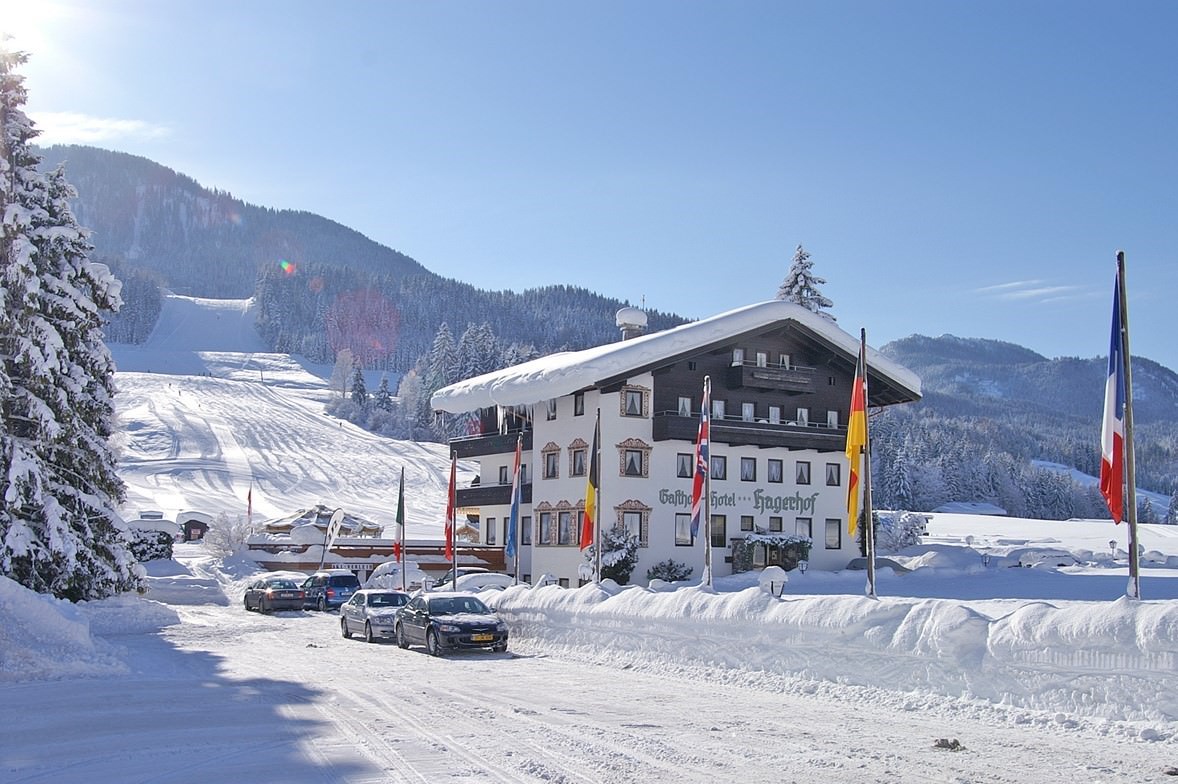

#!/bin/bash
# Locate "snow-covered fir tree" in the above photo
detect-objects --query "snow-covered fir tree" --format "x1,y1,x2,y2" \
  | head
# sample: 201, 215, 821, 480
373, 375, 393, 413
350, 367, 368, 408
1, 47, 140, 600
775, 244, 835, 321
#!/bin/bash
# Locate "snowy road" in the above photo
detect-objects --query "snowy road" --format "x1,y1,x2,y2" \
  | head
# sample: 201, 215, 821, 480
4, 596, 1171, 784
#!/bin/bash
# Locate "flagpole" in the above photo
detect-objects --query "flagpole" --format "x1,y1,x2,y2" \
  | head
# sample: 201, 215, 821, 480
398, 467, 406, 592
861, 329, 877, 599
594, 408, 602, 584
1117, 251, 1141, 599
703, 376, 713, 589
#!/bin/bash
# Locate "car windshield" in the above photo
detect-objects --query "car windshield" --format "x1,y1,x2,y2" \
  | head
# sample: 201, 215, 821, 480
267, 579, 298, 589
368, 593, 406, 607
430, 597, 489, 615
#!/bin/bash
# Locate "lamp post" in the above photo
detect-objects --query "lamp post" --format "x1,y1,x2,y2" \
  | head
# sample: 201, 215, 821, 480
1109, 539, 1118, 559
798, 560, 809, 576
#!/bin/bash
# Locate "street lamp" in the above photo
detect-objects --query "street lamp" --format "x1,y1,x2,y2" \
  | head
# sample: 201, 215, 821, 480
798, 560, 809, 575
1109, 539, 1118, 558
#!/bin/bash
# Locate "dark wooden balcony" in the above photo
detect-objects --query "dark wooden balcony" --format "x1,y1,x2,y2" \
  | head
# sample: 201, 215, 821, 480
450, 429, 533, 459
457, 482, 533, 508
725, 361, 815, 394
652, 412, 845, 451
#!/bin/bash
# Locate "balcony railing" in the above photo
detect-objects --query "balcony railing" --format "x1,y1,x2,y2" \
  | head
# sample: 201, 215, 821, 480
449, 429, 534, 459
456, 482, 533, 508
652, 411, 845, 450
726, 361, 816, 394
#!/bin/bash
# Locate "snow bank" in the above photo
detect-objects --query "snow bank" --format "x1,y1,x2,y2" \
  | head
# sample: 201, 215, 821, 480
491, 583, 1178, 723
0, 575, 181, 682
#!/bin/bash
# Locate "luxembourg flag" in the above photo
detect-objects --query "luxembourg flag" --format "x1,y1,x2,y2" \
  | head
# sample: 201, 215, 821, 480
1100, 274, 1125, 523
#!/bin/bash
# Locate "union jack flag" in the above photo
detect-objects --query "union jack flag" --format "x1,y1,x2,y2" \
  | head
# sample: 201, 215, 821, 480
689, 381, 710, 538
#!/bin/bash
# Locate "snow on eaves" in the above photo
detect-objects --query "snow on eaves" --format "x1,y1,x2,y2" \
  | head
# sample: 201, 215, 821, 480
431, 300, 922, 413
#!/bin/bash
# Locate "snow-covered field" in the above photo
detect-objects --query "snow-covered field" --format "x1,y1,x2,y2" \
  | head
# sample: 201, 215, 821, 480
2, 295, 1177, 782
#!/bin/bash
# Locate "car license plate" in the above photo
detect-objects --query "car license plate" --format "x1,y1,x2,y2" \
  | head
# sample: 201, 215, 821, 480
471, 633, 493, 642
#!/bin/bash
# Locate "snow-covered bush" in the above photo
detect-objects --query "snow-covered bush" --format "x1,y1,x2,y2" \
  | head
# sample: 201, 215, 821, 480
129, 529, 174, 562
645, 559, 693, 583
202, 513, 261, 556
583, 528, 640, 585
876, 511, 928, 553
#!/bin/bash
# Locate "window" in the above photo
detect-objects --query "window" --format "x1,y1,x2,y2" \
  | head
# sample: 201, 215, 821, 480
796, 408, 809, 427
571, 448, 587, 477
622, 511, 642, 541
710, 455, 727, 480
677, 452, 693, 478
503, 518, 510, 545
769, 516, 783, 532
712, 399, 726, 420
539, 512, 552, 545
741, 402, 755, 422
521, 515, 532, 545
558, 578, 570, 588
678, 396, 692, 417
740, 457, 756, 481
710, 515, 727, 548
796, 461, 811, 485
756, 351, 768, 367
826, 463, 841, 486
731, 348, 745, 366
616, 439, 652, 478
753, 544, 766, 567
486, 517, 496, 545
520, 463, 529, 484
675, 513, 693, 545
768, 459, 783, 483
825, 519, 842, 549
740, 515, 754, 532
546, 399, 557, 421
826, 410, 838, 428
544, 451, 559, 479
574, 391, 585, 416
558, 511, 575, 545
796, 517, 812, 538
498, 466, 509, 485
779, 353, 790, 368
624, 389, 644, 417
828, 376, 837, 386
768, 406, 781, 425
688, 361, 697, 371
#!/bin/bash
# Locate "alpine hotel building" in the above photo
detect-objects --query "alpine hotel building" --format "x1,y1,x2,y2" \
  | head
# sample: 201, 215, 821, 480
430, 301, 921, 587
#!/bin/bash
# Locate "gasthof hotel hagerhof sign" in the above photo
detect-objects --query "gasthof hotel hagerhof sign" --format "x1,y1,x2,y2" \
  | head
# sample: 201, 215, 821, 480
658, 488, 821, 515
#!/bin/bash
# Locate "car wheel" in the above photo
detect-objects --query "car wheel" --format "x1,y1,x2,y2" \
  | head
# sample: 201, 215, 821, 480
364, 622, 375, 644
317, 596, 327, 612
426, 628, 444, 657
492, 642, 508, 653
244, 596, 251, 612
260, 598, 270, 614
340, 618, 350, 638
395, 623, 409, 649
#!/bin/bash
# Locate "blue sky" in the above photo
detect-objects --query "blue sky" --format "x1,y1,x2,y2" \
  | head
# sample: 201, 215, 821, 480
6, 0, 1177, 371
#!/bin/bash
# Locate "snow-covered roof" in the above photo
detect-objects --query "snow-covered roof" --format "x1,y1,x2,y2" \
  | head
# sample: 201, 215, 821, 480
431, 300, 921, 413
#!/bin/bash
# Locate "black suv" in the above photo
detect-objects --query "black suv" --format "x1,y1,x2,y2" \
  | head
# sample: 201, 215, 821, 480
301, 570, 361, 611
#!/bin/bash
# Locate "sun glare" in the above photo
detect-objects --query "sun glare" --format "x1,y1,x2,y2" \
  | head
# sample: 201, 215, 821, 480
0, 0, 67, 52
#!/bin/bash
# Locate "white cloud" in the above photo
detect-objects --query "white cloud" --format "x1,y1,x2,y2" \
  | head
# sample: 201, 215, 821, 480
31, 111, 171, 144
975, 279, 1090, 303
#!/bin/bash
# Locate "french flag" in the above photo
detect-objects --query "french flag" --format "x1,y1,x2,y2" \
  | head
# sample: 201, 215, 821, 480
1100, 274, 1125, 523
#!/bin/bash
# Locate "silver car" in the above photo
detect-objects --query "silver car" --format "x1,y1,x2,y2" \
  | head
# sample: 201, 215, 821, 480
339, 589, 411, 643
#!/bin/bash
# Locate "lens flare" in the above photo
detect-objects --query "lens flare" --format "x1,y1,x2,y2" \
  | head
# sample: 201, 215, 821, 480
279, 259, 297, 275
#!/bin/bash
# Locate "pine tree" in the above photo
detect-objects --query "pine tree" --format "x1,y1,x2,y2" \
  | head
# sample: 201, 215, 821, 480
350, 367, 369, 408
1, 47, 140, 600
373, 375, 393, 413
775, 244, 835, 321
1167, 491, 1178, 525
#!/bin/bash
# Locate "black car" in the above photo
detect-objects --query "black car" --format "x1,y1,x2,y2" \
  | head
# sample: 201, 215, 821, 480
340, 589, 411, 642
301, 569, 361, 611
394, 593, 508, 655
243, 576, 305, 613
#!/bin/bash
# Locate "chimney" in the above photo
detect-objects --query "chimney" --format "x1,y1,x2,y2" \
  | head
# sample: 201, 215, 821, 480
615, 307, 648, 341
